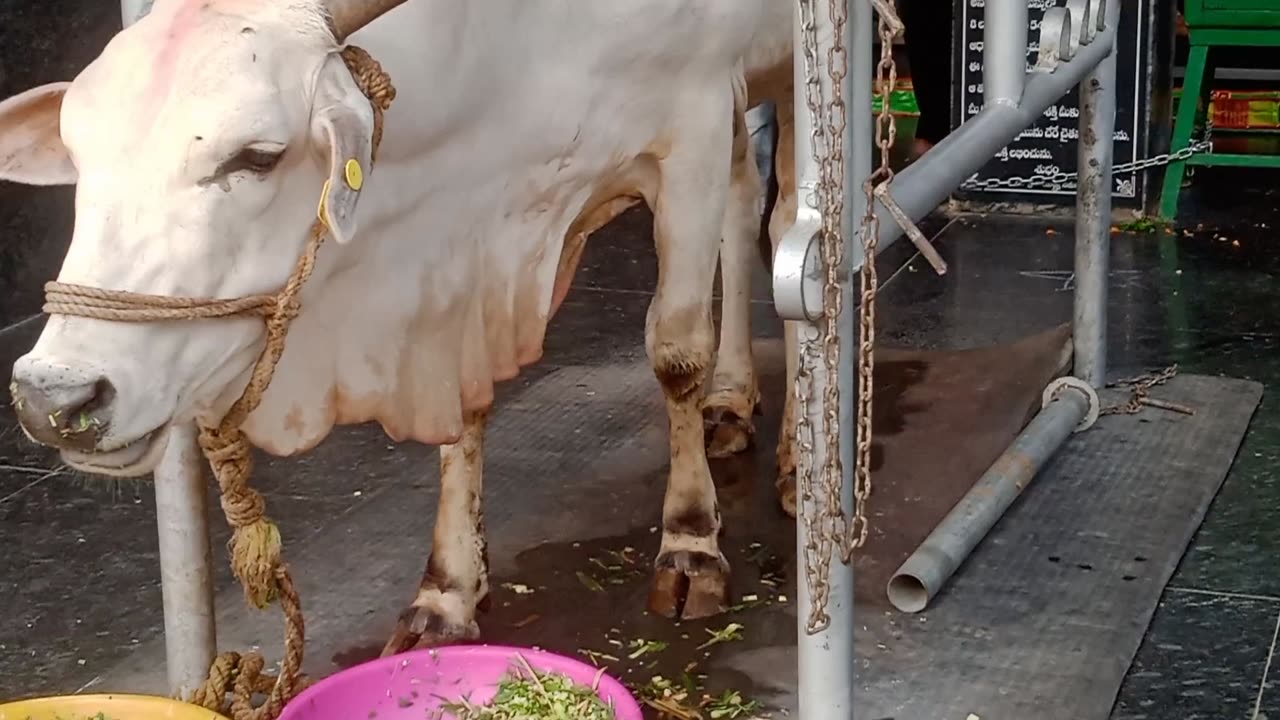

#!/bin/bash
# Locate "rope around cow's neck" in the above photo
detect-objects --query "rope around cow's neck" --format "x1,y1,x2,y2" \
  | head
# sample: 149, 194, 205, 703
39, 45, 396, 720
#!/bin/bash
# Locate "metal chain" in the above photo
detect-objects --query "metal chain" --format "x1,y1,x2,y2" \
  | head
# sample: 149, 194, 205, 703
794, 0, 897, 634
1100, 364, 1179, 416
794, 0, 839, 636
962, 121, 1214, 191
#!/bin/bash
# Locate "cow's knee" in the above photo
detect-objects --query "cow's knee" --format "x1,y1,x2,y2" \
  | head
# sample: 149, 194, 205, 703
649, 314, 715, 402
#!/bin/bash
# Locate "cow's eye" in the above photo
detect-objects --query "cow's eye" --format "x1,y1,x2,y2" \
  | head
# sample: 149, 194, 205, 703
238, 146, 284, 173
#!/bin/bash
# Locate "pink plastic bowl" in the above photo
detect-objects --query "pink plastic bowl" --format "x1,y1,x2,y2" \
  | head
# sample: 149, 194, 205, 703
277, 644, 644, 720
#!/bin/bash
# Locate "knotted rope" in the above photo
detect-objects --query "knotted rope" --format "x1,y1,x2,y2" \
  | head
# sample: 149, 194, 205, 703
41, 45, 396, 720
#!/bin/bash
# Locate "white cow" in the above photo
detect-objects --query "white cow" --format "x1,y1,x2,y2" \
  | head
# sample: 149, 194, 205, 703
0, 0, 806, 652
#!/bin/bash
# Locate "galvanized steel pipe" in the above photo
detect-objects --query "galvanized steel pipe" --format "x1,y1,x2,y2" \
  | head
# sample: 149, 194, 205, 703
887, 384, 1092, 613
795, 0, 864, 716
984, 0, 1029, 107
153, 425, 218, 697
121, 1, 218, 698
1073, 0, 1118, 388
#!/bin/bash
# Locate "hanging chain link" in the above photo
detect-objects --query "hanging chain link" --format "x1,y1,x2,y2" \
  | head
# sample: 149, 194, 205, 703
962, 121, 1215, 191
795, 0, 899, 634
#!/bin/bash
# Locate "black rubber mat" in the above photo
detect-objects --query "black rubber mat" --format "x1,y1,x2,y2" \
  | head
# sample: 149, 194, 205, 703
83, 353, 1260, 720
849, 373, 1263, 720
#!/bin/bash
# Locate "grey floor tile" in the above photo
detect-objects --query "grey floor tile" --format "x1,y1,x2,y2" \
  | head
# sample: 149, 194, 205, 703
1110, 589, 1278, 720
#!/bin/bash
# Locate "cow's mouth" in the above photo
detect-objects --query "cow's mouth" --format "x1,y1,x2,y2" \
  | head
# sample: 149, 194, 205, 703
60, 425, 170, 477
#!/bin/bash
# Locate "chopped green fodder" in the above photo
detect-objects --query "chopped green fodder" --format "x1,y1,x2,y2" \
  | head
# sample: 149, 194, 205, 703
430, 656, 616, 720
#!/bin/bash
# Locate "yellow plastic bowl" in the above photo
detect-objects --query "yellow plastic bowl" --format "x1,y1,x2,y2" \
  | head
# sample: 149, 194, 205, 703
0, 693, 229, 720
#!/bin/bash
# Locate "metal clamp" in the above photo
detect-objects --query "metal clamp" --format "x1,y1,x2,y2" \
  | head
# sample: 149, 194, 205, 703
1035, 7, 1074, 72
772, 205, 825, 322
1042, 376, 1100, 433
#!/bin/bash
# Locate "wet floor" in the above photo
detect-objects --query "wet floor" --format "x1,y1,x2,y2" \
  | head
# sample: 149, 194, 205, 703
4, 4, 1280, 719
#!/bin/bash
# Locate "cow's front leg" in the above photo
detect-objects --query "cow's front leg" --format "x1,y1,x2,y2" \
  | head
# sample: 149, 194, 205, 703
382, 411, 490, 656
644, 84, 735, 622
704, 98, 764, 460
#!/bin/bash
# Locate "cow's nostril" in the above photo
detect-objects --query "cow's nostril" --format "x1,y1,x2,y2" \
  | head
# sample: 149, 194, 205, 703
9, 371, 116, 450
60, 377, 117, 437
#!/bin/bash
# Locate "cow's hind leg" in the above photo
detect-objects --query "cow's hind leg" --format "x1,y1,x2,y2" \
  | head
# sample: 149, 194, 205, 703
382, 411, 490, 655
645, 84, 736, 622
703, 96, 764, 459
769, 100, 800, 519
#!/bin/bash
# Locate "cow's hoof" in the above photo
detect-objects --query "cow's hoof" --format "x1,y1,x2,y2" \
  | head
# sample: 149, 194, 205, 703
776, 471, 797, 519
380, 602, 480, 657
647, 549, 731, 620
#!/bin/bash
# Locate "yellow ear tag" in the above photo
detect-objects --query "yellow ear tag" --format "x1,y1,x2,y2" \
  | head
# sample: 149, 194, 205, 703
317, 178, 332, 228
344, 158, 364, 191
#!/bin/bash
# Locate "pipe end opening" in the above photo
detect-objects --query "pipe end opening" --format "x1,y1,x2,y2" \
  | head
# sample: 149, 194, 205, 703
887, 573, 930, 613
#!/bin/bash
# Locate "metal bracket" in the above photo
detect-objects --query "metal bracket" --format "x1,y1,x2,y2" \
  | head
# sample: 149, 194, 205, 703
1065, 0, 1092, 55
1035, 7, 1074, 72
1042, 376, 1100, 433
772, 205, 825, 322
773, 183, 948, 321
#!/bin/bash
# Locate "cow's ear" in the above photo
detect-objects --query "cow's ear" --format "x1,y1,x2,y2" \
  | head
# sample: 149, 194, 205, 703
310, 53, 375, 245
0, 82, 77, 186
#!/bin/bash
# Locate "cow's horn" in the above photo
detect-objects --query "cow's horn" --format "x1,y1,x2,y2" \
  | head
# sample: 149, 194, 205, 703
324, 0, 408, 43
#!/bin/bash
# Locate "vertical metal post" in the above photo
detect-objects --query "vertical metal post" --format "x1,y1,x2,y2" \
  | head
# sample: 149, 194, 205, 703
1074, 0, 1119, 387
116, 0, 215, 698
153, 424, 217, 698
985, 0, 1029, 107
795, 0, 866, 716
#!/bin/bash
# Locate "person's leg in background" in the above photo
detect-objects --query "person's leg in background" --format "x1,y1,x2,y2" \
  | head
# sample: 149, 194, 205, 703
897, 0, 954, 157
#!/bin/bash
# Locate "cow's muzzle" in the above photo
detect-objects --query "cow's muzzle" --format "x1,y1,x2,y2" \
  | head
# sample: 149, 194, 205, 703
9, 358, 115, 452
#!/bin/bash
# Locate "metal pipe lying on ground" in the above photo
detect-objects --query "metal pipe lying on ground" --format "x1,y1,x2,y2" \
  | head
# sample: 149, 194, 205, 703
886, 383, 1093, 613
872, 0, 1120, 254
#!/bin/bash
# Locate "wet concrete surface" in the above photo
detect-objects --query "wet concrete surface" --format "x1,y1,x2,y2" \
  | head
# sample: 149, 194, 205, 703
4, 4, 1280, 720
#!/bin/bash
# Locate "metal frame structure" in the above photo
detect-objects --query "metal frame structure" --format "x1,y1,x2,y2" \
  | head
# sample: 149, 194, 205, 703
118, 0, 1121, 714
776, 0, 1119, 716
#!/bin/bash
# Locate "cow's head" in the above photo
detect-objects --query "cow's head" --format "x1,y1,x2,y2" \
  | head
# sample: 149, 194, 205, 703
2, 0, 404, 476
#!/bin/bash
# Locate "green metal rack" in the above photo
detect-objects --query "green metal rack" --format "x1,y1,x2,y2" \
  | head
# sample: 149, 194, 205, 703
1161, 0, 1280, 219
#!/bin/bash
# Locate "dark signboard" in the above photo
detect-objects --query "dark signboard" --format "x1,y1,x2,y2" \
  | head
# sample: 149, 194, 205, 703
950, 0, 1157, 207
